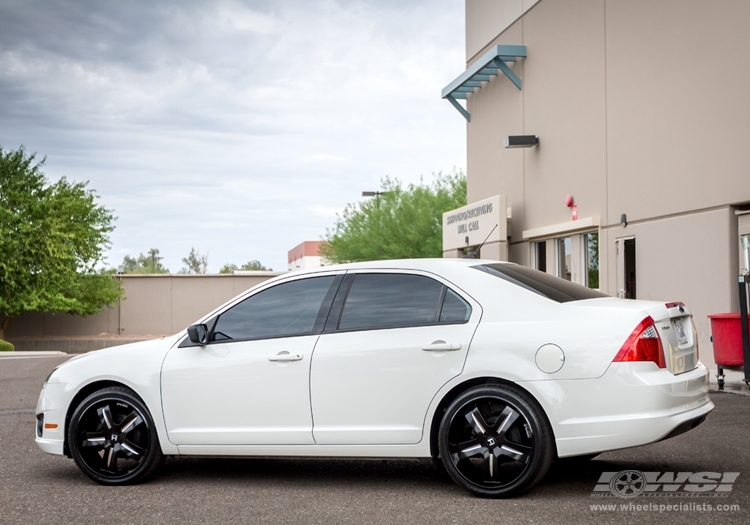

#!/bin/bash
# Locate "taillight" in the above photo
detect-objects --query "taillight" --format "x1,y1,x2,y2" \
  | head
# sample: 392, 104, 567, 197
613, 316, 666, 368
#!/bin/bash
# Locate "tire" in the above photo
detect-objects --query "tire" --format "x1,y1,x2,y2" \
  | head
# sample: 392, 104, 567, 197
67, 386, 164, 485
438, 384, 554, 498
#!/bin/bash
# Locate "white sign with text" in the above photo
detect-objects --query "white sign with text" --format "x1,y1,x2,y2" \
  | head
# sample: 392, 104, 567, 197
442, 195, 506, 251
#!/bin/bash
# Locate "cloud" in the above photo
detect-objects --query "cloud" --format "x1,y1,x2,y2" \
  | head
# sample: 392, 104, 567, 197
0, 0, 466, 272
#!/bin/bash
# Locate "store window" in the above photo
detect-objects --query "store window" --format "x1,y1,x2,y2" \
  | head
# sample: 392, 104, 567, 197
531, 230, 600, 288
557, 237, 572, 281
584, 232, 599, 289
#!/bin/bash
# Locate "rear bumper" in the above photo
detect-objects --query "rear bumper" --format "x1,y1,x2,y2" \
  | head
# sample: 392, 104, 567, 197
520, 362, 713, 457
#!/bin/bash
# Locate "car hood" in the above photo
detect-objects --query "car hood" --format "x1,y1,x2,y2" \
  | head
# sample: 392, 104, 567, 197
49, 335, 182, 386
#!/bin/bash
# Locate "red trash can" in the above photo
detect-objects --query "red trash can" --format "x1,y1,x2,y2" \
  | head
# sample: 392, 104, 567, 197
708, 313, 749, 367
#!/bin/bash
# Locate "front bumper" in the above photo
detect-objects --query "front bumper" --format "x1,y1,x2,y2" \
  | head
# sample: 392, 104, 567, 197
35, 382, 71, 456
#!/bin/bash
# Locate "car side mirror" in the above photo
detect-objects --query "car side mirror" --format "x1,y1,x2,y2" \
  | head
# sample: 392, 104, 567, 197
186, 324, 208, 345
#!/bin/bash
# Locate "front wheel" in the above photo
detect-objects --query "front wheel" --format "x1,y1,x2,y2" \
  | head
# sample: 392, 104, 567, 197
68, 386, 163, 485
438, 384, 554, 498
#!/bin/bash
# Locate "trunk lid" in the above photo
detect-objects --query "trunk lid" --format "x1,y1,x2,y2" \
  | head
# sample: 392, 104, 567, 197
571, 298, 699, 374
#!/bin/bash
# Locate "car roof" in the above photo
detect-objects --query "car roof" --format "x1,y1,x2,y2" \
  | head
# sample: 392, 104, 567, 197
287, 258, 510, 276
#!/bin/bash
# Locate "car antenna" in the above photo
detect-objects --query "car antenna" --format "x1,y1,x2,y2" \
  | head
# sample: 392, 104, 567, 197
463, 224, 498, 259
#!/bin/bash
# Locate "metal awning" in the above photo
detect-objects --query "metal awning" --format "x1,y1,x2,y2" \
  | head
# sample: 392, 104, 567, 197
441, 44, 527, 122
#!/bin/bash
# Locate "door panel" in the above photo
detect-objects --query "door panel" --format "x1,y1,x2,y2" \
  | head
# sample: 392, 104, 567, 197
311, 322, 478, 445
161, 336, 317, 445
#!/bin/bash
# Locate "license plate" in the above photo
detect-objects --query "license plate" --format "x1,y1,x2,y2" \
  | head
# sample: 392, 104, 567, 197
673, 317, 688, 345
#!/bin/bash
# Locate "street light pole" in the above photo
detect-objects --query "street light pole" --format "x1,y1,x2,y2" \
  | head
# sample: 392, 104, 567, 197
362, 190, 391, 209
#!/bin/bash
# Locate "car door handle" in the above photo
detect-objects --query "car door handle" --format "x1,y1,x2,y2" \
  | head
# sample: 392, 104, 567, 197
422, 341, 462, 352
268, 353, 303, 362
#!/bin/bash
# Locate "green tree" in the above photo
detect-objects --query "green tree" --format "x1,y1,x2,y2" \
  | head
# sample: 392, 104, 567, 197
0, 146, 122, 341
219, 260, 272, 273
180, 247, 208, 274
321, 170, 466, 263
119, 248, 169, 274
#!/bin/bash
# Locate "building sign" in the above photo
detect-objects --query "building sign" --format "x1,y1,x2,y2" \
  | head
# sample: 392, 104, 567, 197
442, 195, 506, 251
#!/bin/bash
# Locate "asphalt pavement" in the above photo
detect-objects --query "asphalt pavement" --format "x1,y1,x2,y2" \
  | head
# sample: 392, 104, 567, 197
1, 354, 748, 525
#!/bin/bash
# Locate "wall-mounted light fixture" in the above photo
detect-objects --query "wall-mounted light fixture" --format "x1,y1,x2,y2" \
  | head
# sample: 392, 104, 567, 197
504, 135, 539, 148
620, 214, 628, 227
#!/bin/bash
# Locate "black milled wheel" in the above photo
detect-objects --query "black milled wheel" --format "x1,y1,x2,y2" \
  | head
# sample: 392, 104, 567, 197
438, 385, 554, 498
68, 387, 163, 485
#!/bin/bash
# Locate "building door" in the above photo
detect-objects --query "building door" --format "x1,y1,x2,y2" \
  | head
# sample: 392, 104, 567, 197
616, 237, 636, 299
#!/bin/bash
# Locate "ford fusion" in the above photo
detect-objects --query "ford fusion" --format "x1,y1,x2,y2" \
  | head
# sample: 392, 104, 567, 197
36, 259, 712, 497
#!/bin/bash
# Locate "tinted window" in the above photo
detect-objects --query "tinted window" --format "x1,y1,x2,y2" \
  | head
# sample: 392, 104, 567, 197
475, 263, 608, 303
338, 273, 444, 331
212, 276, 335, 341
440, 289, 471, 323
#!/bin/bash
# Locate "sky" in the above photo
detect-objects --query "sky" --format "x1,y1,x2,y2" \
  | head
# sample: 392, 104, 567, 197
0, 0, 467, 272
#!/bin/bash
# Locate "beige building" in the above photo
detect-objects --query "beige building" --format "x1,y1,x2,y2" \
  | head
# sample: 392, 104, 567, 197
442, 0, 750, 375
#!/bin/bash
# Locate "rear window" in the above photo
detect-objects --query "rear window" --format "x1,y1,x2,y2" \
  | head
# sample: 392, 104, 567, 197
474, 263, 609, 303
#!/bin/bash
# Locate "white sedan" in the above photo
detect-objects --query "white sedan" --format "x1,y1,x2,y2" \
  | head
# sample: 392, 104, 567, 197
35, 258, 712, 498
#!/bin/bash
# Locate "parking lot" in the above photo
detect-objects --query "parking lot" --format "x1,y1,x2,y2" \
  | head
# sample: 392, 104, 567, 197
1, 354, 748, 524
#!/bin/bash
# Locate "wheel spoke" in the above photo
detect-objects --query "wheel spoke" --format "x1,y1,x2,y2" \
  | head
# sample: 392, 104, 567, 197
464, 407, 489, 435
82, 432, 107, 448
98, 405, 114, 429
494, 406, 520, 436
120, 411, 143, 434
105, 446, 117, 470
121, 439, 145, 459
496, 443, 529, 462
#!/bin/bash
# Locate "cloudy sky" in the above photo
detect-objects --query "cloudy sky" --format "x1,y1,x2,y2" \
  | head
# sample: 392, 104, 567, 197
0, 0, 466, 272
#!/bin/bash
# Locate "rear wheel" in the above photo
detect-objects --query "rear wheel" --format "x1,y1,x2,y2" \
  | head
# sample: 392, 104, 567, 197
68, 387, 163, 485
438, 385, 553, 498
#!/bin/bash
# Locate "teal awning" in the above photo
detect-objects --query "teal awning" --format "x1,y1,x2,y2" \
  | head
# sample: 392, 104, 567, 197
441, 44, 527, 122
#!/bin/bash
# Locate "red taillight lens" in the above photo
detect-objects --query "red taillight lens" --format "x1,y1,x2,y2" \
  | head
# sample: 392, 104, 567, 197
613, 316, 666, 368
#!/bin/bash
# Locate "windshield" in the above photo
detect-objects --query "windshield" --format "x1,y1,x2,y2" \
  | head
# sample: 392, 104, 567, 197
474, 263, 609, 303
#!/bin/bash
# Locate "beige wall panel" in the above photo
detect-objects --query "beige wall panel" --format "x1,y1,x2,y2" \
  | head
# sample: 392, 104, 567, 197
119, 277, 172, 335
233, 276, 268, 297
168, 276, 269, 332
467, 25, 526, 242
6, 275, 278, 339
605, 208, 736, 372
42, 309, 116, 336
508, 242, 529, 267
605, 0, 750, 224
466, 0, 522, 60
7, 313, 44, 337
170, 277, 238, 332
8, 308, 119, 337
521, 0, 608, 233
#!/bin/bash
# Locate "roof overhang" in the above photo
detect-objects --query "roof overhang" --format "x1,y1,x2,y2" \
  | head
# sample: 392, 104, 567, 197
441, 44, 527, 122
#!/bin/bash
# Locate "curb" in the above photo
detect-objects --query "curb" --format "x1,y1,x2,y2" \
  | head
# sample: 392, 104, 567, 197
0, 351, 68, 358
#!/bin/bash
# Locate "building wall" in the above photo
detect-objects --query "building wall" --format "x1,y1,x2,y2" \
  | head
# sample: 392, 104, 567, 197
288, 241, 327, 271
462, 0, 750, 372
466, 0, 541, 61
7, 274, 280, 338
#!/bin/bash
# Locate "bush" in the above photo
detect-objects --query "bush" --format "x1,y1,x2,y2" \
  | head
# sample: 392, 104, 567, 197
0, 339, 14, 352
